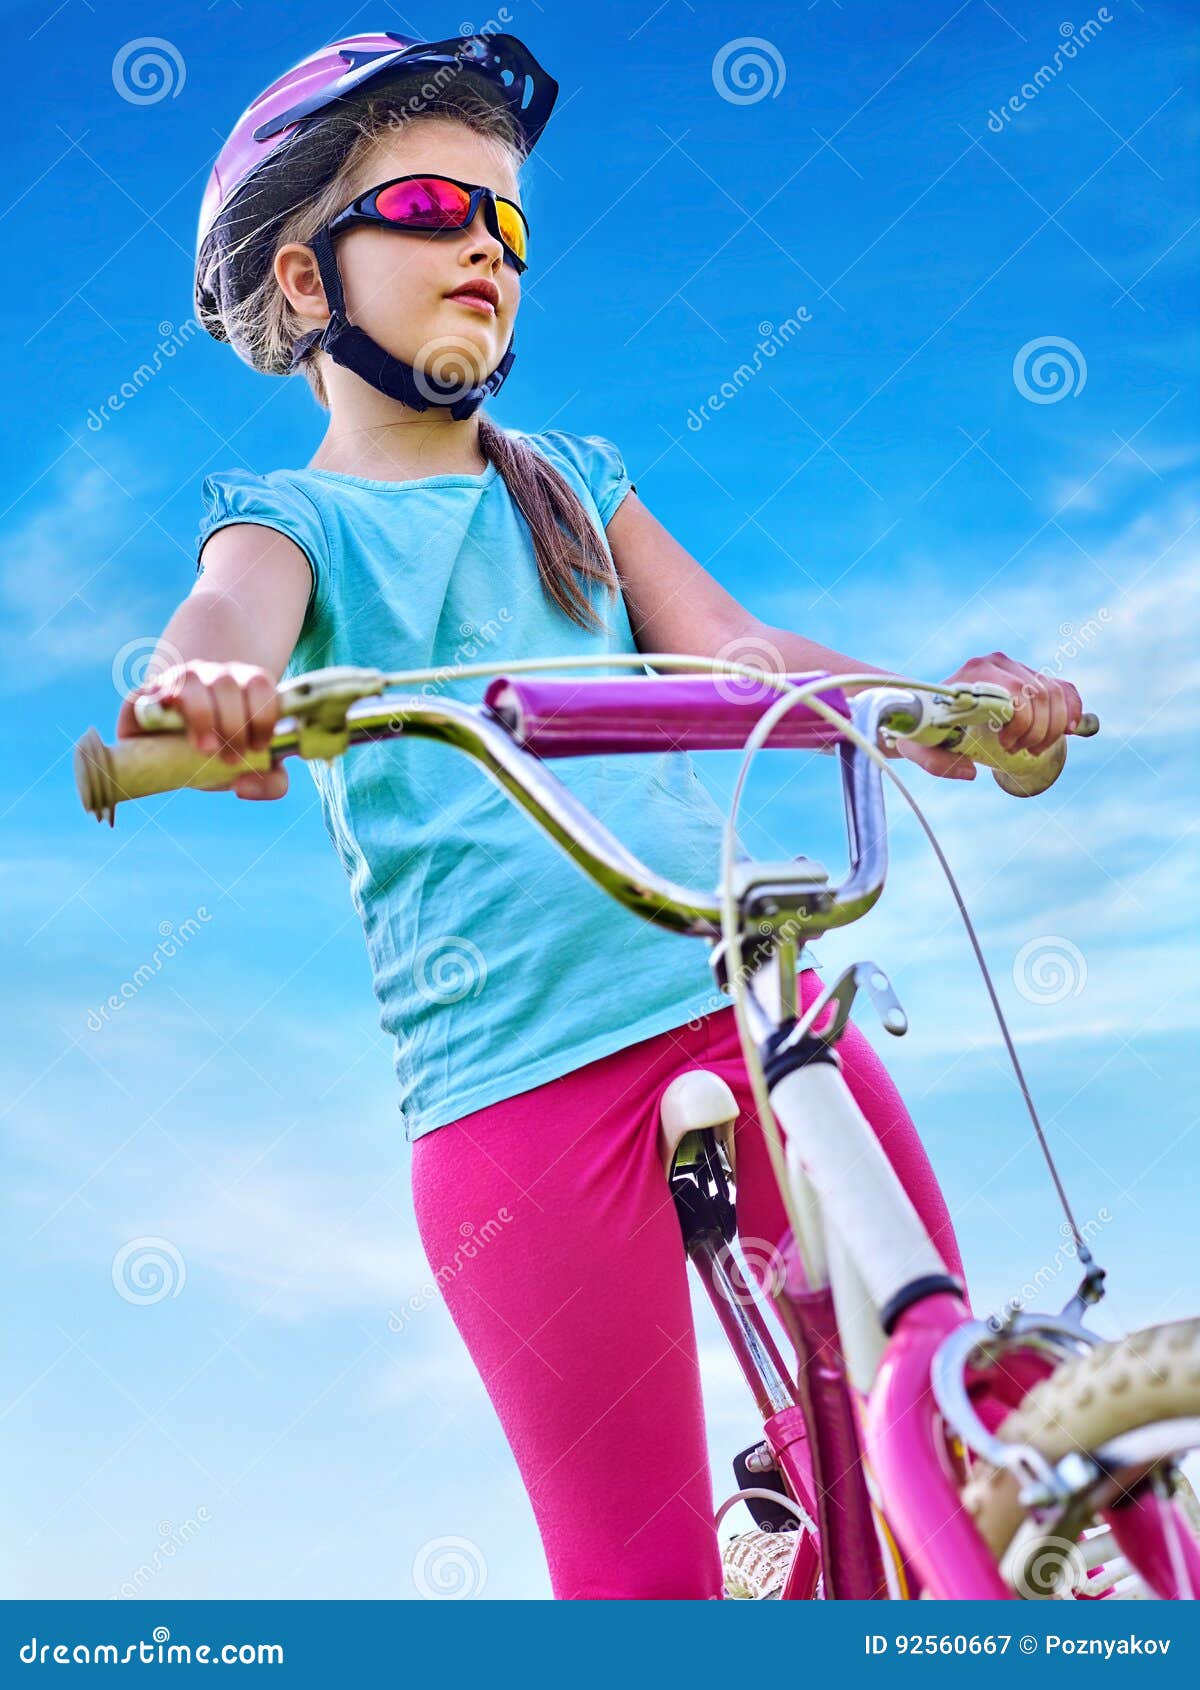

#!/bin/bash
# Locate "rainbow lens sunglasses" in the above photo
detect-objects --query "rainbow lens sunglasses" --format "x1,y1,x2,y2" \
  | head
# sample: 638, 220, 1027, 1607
327, 173, 530, 273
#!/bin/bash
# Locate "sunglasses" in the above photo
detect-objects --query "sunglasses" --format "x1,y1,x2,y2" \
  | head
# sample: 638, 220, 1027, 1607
327, 173, 530, 273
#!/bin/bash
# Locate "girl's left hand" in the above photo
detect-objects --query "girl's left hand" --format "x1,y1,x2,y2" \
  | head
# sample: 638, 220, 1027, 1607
897, 651, 1084, 782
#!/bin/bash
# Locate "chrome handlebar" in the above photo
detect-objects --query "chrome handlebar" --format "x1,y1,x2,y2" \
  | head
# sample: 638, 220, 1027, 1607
76, 676, 1095, 947
78, 683, 896, 942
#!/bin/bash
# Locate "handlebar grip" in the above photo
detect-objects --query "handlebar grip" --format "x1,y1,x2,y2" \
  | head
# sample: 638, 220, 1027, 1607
74, 727, 272, 824
951, 712, 1099, 797
484, 673, 851, 756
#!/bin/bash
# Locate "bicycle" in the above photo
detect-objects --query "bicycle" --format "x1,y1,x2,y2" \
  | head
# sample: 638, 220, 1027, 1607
75, 656, 1200, 1600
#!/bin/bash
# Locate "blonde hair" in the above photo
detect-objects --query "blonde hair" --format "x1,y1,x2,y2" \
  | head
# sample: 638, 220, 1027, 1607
221, 85, 619, 632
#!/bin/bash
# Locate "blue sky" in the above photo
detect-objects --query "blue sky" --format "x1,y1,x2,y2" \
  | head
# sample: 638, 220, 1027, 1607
4, 0, 1198, 1600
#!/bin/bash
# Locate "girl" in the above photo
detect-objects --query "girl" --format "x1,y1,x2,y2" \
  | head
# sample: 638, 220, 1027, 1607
122, 31, 1083, 1600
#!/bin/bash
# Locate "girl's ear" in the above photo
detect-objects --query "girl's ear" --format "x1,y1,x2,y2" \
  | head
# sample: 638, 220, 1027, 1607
275, 243, 328, 324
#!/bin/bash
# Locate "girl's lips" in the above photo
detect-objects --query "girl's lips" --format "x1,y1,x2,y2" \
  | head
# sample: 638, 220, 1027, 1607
448, 292, 496, 315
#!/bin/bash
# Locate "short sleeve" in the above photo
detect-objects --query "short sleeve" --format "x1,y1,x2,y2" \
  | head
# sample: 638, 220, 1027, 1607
532, 431, 637, 528
195, 470, 330, 619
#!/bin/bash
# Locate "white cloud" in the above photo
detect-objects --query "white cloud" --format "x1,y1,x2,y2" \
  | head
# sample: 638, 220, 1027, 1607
185, 1172, 428, 1313
749, 492, 1200, 1063
16, 1117, 427, 1319
372, 1344, 493, 1412
0, 464, 162, 695
1050, 439, 1200, 515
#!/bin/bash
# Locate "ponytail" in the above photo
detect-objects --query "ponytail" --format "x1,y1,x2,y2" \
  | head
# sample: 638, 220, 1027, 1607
477, 415, 620, 633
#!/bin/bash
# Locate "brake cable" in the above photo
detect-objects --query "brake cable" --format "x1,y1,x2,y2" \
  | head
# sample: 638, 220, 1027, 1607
889, 770, 1102, 1294
712, 668, 1102, 1300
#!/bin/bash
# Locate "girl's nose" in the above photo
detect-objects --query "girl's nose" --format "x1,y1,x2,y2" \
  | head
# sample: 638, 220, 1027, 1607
464, 202, 504, 265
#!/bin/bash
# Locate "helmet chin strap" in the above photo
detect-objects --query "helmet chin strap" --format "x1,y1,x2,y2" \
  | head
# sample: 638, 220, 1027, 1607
289, 226, 514, 420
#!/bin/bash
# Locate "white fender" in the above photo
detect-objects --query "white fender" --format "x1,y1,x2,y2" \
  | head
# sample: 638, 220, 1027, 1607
776, 1061, 945, 1316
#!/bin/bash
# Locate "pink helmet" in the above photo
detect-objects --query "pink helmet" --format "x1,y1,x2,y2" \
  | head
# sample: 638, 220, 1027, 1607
195, 31, 558, 369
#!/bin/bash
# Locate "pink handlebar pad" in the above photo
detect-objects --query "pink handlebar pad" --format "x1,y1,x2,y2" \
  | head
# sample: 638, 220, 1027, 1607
483, 672, 850, 757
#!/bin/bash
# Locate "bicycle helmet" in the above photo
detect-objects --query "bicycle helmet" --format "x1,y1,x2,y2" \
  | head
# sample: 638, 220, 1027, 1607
195, 32, 558, 416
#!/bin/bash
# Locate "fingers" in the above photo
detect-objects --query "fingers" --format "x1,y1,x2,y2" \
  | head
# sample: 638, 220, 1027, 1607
242, 669, 281, 752
207, 669, 280, 762
115, 692, 147, 740
208, 672, 262, 763
953, 652, 1082, 757
154, 669, 219, 755
233, 766, 289, 801
116, 661, 191, 739
898, 740, 978, 781
118, 661, 287, 803
1063, 680, 1083, 734
1000, 674, 1050, 755
1044, 678, 1069, 747
132, 659, 280, 761
1000, 672, 1072, 756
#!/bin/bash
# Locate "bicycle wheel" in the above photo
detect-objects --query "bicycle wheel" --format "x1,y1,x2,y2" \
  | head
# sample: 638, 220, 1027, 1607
966, 1318, 1200, 1597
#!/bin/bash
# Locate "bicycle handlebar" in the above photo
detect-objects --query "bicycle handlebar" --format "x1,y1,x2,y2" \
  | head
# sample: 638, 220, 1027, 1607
73, 667, 1097, 944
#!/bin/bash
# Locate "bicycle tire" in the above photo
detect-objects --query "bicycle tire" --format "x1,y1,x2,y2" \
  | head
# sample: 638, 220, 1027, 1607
966, 1317, 1200, 1565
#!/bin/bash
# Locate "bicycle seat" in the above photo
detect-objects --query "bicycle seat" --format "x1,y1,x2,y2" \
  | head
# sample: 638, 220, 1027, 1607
658, 1069, 739, 1181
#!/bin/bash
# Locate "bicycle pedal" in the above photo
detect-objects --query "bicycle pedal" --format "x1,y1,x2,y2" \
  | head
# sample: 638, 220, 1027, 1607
721, 1528, 800, 1599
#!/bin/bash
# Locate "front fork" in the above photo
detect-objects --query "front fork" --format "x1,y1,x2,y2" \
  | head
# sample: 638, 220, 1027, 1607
688, 904, 1196, 1602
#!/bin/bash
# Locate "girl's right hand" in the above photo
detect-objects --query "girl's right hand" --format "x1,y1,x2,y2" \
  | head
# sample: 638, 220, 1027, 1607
116, 659, 289, 801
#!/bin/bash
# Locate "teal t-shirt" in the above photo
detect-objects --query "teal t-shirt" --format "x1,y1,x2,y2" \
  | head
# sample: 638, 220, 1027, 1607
195, 430, 731, 1141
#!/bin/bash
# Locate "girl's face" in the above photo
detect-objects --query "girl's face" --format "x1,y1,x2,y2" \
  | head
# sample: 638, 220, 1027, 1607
326, 121, 523, 385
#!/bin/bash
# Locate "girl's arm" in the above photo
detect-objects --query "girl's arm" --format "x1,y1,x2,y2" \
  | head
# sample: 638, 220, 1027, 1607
115, 523, 313, 800
606, 491, 1082, 780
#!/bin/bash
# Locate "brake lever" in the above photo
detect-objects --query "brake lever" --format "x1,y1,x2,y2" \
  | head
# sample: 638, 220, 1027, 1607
878, 685, 1100, 798
134, 666, 389, 762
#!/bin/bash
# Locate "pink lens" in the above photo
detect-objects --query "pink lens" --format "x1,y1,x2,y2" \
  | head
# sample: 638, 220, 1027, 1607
374, 177, 472, 230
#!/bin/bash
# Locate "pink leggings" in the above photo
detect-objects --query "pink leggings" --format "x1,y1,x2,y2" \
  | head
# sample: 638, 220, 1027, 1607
411, 970, 965, 1600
